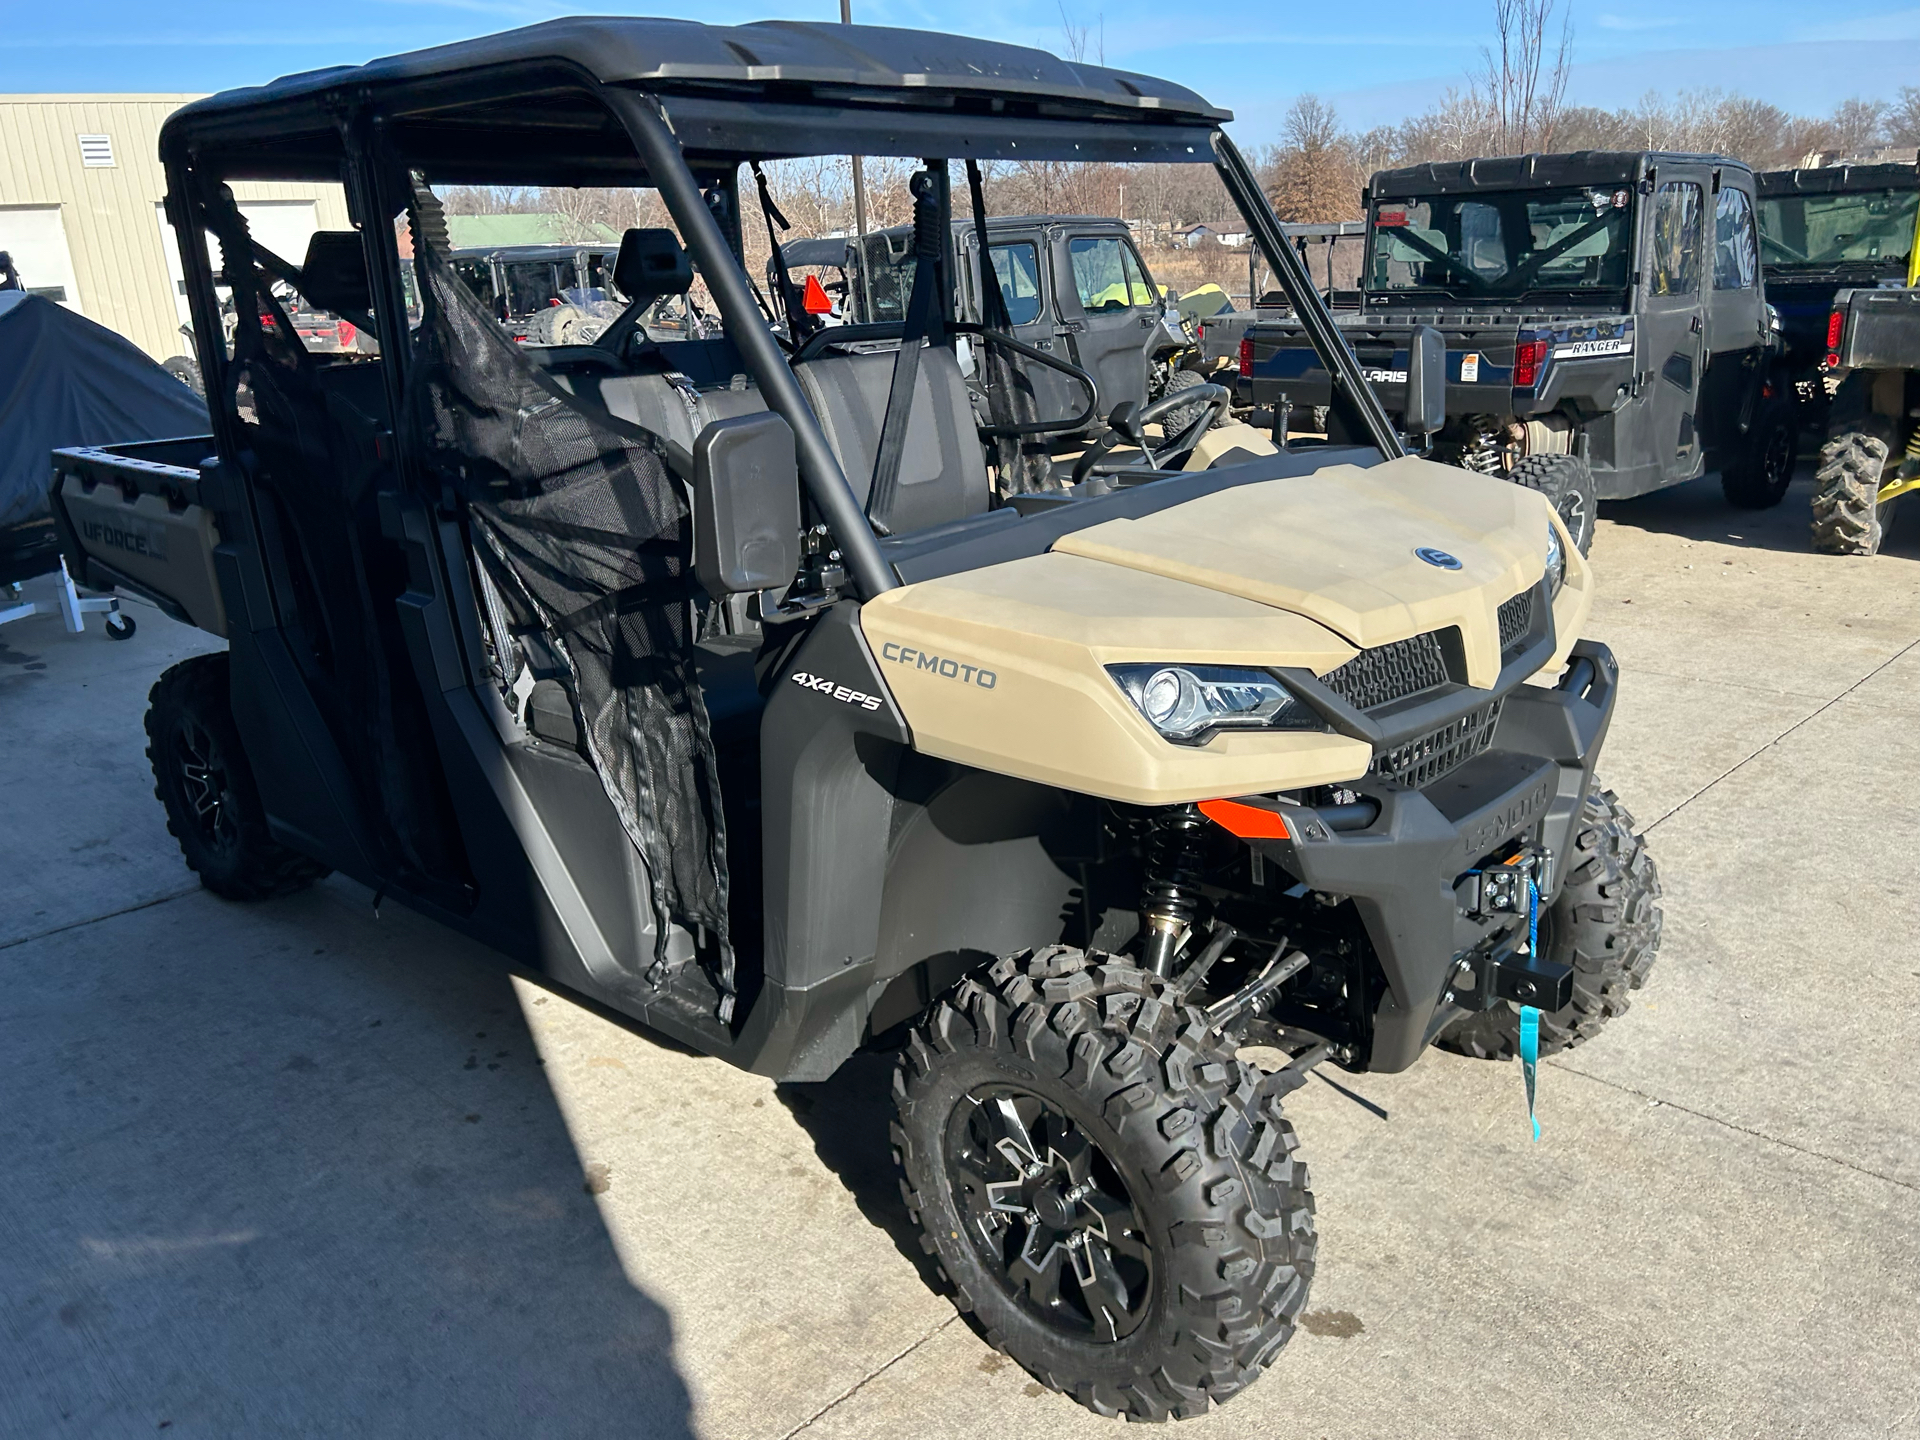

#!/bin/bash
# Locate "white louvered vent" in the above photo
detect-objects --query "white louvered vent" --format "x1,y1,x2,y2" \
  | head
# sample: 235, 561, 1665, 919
78, 134, 115, 168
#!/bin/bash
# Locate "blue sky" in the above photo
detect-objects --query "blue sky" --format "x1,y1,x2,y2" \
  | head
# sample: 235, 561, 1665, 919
4, 0, 1918, 146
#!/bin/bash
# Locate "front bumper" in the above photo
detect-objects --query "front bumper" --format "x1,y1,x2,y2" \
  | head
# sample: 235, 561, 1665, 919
1257, 638, 1618, 1072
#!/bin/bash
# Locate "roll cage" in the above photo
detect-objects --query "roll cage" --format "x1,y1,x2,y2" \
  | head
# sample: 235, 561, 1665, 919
159, 19, 1402, 605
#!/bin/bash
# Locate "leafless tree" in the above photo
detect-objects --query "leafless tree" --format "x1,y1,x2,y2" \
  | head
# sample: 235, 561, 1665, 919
1829, 98, 1890, 159
1474, 0, 1573, 155
1057, 1, 1103, 65
1891, 86, 1920, 151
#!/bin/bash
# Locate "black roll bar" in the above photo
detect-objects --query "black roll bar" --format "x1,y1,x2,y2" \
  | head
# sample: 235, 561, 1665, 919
608, 89, 898, 599
1211, 132, 1406, 461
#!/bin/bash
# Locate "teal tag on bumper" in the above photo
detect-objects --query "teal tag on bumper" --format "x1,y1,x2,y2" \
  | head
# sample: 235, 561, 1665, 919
1519, 1004, 1541, 1142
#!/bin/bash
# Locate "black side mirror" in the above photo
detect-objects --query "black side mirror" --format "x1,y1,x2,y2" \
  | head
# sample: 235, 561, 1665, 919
1106, 399, 1143, 447
692, 412, 802, 597
1404, 324, 1446, 442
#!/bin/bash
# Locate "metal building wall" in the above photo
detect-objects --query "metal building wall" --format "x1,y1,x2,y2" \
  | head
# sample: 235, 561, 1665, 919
0, 95, 350, 362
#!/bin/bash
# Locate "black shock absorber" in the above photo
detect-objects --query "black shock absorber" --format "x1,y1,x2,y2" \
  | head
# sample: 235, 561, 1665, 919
1139, 805, 1209, 977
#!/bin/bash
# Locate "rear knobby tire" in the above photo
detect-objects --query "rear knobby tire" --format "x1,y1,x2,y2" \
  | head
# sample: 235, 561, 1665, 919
1439, 783, 1661, 1061
1510, 452, 1598, 556
147, 653, 331, 900
893, 946, 1316, 1421
1812, 415, 1896, 555
1720, 397, 1797, 510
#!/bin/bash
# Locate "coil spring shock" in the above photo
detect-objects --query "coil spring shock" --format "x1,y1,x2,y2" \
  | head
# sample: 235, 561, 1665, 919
1139, 806, 1209, 977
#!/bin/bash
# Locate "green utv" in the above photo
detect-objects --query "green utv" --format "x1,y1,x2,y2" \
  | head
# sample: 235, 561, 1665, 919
1756, 160, 1920, 555
1240, 152, 1798, 552
49, 20, 1660, 1421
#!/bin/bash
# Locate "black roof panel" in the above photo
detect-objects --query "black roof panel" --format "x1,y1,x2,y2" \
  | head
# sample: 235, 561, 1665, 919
1370, 150, 1748, 196
171, 18, 1227, 126
1755, 162, 1920, 197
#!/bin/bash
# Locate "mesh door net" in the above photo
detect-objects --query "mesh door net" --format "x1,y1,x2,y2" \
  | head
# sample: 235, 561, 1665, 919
404, 180, 735, 1017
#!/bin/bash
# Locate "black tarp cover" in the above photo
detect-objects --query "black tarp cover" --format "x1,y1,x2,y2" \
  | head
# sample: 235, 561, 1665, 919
0, 291, 208, 529
404, 185, 734, 1011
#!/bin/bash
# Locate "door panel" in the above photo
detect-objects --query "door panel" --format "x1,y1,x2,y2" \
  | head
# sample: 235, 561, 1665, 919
1637, 176, 1707, 483
1699, 177, 1765, 461
979, 235, 1076, 424
1061, 233, 1156, 417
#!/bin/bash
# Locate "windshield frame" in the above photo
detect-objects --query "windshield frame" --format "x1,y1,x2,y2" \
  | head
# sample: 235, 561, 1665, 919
1362, 184, 1638, 303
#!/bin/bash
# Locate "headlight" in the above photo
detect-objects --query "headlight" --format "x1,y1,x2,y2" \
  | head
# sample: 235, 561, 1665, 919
1544, 518, 1565, 597
1107, 664, 1317, 744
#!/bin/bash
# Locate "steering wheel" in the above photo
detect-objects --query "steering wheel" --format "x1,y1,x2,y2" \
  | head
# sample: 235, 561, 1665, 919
1069, 383, 1232, 486
1130, 382, 1232, 470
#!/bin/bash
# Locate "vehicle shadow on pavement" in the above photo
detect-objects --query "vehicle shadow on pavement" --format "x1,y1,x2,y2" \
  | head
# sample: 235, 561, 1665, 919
1601, 465, 1920, 559
777, 1051, 949, 1294
0, 878, 699, 1440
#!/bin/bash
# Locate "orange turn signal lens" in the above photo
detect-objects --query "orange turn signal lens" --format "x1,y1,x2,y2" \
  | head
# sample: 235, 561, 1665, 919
1198, 798, 1291, 840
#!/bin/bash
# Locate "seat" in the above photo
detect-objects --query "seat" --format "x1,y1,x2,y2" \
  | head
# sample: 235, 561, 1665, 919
588, 366, 768, 476
792, 344, 988, 534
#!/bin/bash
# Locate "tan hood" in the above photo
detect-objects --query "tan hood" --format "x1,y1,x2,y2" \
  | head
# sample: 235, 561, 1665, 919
857, 456, 1588, 806
1051, 455, 1547, 687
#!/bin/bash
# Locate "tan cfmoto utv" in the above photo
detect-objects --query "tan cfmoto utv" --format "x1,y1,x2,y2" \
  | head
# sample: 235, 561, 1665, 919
51, 19, 1661, 1422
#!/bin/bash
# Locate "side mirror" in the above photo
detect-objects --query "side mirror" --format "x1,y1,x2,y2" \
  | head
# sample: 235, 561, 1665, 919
1404, 324, 1446, 441
692, 412, 802, 597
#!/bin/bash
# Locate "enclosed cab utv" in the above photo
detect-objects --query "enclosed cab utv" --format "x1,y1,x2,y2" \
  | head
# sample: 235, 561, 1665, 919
1756, 160, 1920, 554
51, 20, 1660, 1422
1242, 151, 1796, 550
779, 213, 1215, 440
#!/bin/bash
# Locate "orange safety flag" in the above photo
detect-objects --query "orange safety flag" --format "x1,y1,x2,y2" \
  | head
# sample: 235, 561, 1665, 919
801, 274, 834, 315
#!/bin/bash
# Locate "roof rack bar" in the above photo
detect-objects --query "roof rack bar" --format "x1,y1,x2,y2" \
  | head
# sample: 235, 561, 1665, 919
608, 88, 898, 598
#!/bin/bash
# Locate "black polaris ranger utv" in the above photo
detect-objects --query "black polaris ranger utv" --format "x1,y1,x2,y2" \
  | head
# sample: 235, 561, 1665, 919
51, 20, 1659, 1422
1756, 160, 1920, 554
1242, 151, 1797, 551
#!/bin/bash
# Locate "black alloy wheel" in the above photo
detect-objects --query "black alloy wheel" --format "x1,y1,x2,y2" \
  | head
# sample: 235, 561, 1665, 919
147, 653, 331, 900
946, 1086, 1153, 1342
894, 946, 1317, 1421
172, 714, 240, 857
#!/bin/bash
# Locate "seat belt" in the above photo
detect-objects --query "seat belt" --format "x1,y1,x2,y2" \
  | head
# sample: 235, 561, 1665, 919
867, 167, 946, 526
750, 162, 817, 346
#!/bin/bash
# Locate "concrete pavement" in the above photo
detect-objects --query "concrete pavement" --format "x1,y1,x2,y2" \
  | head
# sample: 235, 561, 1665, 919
2, 468, 1916, 1438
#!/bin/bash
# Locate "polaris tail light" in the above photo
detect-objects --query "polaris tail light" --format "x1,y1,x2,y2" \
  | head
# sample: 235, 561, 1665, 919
1513, 337, 1548, 389
1824, 310, 1844, 368
1238, 335, 1254, 379
335, 319, 357, 349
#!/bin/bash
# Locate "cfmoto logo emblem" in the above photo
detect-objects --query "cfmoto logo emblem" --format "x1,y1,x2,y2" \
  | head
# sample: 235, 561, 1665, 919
1415, 546, 1462, 569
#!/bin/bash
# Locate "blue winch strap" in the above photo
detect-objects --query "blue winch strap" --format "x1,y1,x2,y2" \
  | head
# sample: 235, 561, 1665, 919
1526, 874, 1540, 958
1519, 1004, 1541, 1143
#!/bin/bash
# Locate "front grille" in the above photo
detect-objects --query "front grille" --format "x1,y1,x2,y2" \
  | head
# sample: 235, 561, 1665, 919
1497, 589, 1534, 653
1375, 700, 1502, 788
1322, 631, 1448, 711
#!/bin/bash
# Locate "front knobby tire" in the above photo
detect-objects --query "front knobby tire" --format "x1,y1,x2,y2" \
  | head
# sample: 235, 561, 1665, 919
147, 653, 331, 901
893, 946, 1316, 1421
1510, 452, 1598, 556
1812, 415, 1897, 555
1440, 783, 1662, 1061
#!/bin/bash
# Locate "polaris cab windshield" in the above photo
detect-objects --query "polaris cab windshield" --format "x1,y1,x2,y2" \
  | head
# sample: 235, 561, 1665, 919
1367, 186, 1635, 301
